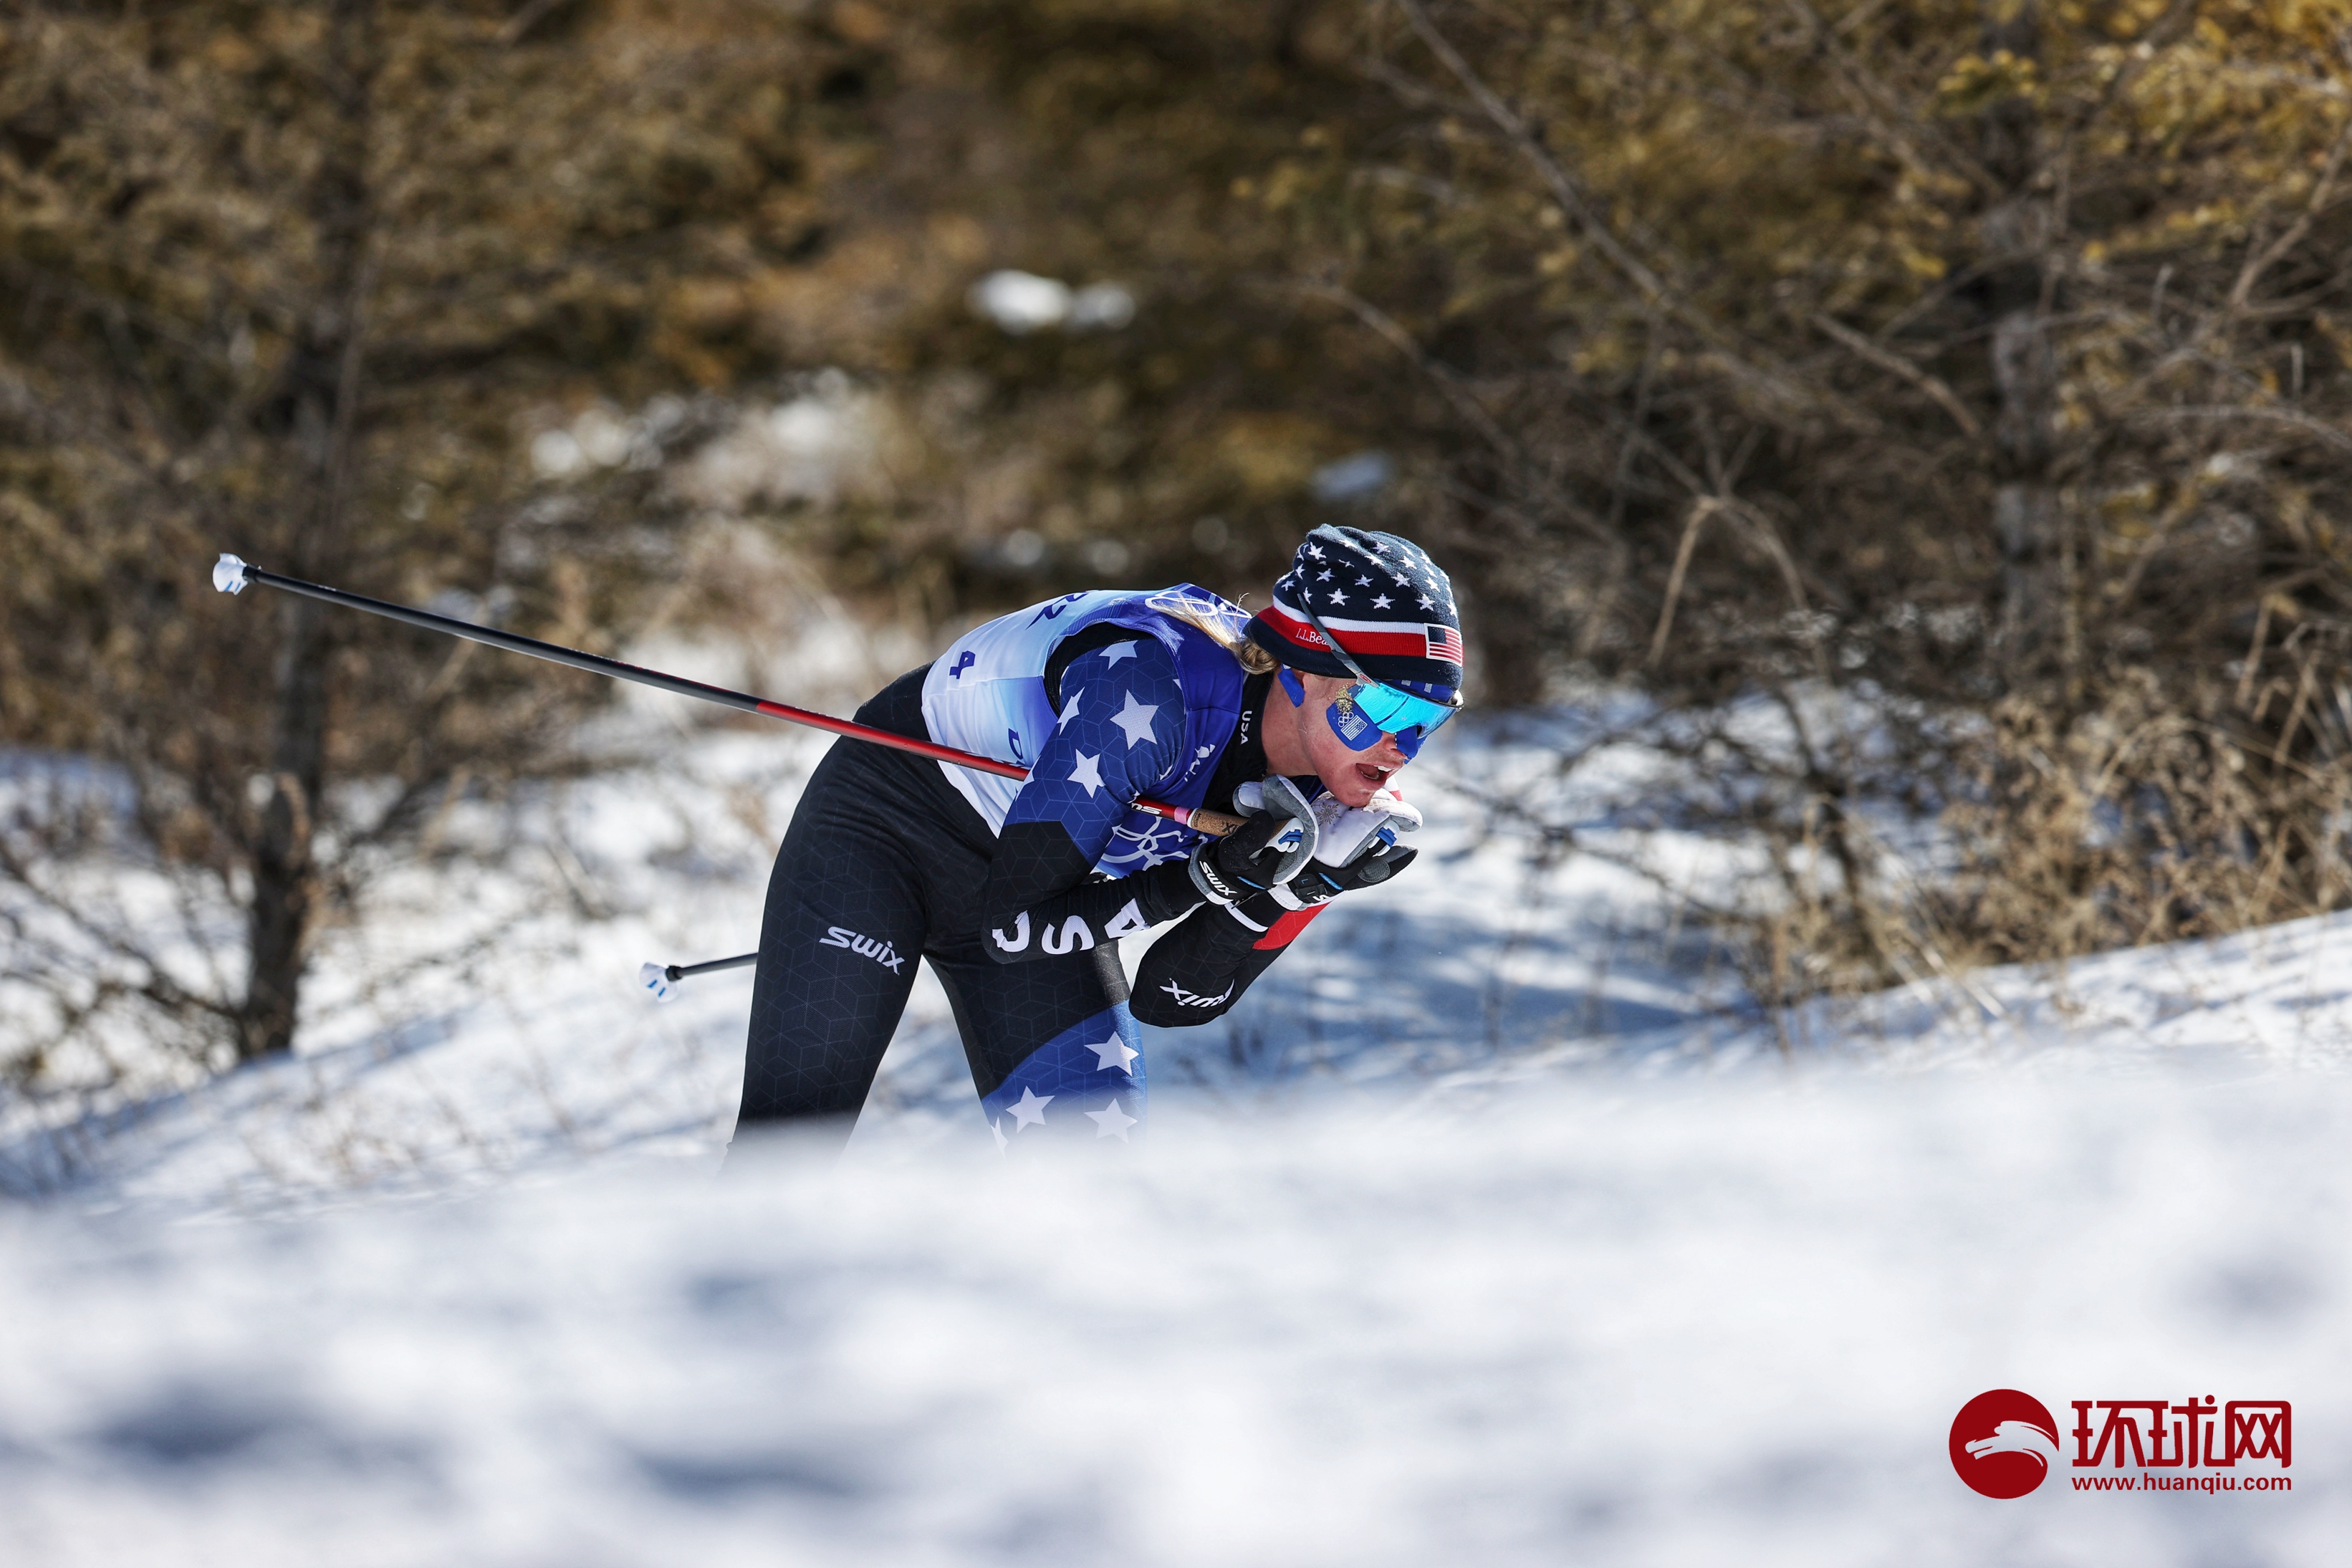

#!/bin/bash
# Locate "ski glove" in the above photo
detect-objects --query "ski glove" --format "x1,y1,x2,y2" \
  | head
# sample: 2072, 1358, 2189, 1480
1189, 775, 1320, 905
1270, 834, 1419, 909
1230, 777, 1424, 910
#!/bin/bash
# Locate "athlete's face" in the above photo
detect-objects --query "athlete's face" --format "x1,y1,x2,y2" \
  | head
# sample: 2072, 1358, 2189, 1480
1277, 673, 1413, 809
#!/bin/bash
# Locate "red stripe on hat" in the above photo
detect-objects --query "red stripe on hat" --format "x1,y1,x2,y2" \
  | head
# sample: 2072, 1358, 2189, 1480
1259, 602, 1437, 662
1282, 602, 1445, 637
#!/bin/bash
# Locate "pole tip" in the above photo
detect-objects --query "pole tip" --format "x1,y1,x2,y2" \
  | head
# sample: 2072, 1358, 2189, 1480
212, 554, 249, 595
638, 961, 676, 1004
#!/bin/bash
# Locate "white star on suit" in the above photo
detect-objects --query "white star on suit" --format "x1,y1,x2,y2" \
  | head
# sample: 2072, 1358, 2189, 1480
1086, 1034, 1139, 1074
1057, 690, 1083, 730
1007, 1087, 1053, 1129
1086, 1099, 1138, 1140
1070, 751, 1104, 797
1111, 692, 1159, 748
1098, 640, 1139, 665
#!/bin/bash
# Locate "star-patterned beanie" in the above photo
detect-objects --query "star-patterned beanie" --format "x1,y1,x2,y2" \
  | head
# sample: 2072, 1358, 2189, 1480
1246, 525, 1466, 691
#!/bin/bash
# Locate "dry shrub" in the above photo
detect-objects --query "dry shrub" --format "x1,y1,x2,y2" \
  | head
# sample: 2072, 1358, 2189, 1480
1939, 673, 2352, 967
1287, 2, 2352, 1004
1692, 650, 2352, 1024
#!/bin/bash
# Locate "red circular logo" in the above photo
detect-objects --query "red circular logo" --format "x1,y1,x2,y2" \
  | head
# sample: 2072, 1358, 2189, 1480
1949, 1389, 2060, 1498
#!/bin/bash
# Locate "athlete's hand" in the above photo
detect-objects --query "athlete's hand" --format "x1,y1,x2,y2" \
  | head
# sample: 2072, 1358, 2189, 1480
1189, 811, 1302, 905
1272, 834, 1418, 909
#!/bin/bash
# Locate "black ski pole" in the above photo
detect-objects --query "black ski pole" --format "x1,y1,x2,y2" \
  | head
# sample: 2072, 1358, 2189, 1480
210, 554, 1248, 837
637, 954, 757, 1004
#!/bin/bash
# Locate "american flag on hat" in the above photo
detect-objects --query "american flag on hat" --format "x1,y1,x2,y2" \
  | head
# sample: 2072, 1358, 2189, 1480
1244, 525, 1467, 691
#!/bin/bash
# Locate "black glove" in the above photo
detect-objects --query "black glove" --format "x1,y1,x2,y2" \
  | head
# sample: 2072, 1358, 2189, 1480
1189, 807, 1315, 905
1269, 834, 1419, 910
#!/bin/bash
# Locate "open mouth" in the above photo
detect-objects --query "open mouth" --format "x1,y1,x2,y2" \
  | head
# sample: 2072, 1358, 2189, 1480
1355, 762, 1396, 788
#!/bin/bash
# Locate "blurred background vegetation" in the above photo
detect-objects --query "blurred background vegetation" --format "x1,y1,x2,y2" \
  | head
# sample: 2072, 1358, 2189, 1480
9, 0, 2352, 1074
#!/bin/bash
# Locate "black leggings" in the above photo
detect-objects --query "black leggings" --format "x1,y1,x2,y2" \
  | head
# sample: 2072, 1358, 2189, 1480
736, 668, 1146, 1146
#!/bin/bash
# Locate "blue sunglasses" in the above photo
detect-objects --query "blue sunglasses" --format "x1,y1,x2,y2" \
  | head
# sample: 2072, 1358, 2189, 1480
1289, 588, 1462, 760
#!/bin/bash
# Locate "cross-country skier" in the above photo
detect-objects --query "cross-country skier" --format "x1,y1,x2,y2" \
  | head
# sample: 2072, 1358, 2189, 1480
733, 524, 1465, 1149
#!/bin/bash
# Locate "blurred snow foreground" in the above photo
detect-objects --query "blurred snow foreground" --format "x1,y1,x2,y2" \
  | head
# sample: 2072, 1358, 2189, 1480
6, 710, 2352, 1564
4, 1080, 2348, 1567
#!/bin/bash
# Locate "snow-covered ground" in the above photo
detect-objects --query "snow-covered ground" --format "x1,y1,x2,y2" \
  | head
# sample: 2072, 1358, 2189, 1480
3, 1072, 2343, 1567
4, 691, 2348, 1564
0, 698, 1754, 1207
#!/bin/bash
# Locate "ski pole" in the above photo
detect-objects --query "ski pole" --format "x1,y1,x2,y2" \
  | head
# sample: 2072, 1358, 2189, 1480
210, 554, 1247, 837
638, 953, 755, 1004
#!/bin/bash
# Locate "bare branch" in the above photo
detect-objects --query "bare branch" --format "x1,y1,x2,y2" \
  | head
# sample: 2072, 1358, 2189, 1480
1810, 312, 1984, 438
2139, 404, 2352, 456
1646, 499, 1715, 668
1385, 0, 1880, 436
497, 0, 581, 47
2227, 107, 2352, 314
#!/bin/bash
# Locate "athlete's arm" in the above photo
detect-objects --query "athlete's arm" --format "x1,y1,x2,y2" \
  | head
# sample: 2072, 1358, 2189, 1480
981, 635, 1209, 963
1127, 893, 1312, 1025
1129, 831, 1418, 1024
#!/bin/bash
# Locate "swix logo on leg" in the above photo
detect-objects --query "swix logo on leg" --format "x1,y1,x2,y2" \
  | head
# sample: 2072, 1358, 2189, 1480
818, 925, 906, 972
1950, 1388, 2293, 1499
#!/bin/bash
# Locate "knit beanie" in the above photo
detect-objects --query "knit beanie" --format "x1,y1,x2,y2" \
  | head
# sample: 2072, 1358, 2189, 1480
1245, 526, 1465, 691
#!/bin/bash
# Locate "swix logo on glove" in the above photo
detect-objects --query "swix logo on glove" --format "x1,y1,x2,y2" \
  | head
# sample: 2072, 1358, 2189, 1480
819, 926, 907, 972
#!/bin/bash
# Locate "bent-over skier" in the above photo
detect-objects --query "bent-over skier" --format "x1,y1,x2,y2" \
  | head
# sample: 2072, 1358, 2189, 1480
733, 524, 1466, 1148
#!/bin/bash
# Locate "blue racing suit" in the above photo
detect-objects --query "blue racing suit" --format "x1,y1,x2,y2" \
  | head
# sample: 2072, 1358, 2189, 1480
736, 587, 1323, 1148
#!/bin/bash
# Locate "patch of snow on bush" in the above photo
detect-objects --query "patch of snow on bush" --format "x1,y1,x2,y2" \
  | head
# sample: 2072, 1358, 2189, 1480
969, 271, 1136, 334
677, 374, 898, 514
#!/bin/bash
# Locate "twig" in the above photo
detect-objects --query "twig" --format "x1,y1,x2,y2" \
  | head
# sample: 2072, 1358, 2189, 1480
2137, 404, 2352, 455
497, 0, 579, 47
2227, 108, 2352, 312
1647, 499, 1714, 668
1383, 0, 1878, 435
1810, 312, 1982, 437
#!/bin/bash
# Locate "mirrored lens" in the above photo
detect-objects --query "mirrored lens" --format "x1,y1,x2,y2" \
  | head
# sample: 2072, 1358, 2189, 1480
1344, 681, 1458, 737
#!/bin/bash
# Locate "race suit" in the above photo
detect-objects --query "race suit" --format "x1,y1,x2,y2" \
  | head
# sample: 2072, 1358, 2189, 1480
736, 587, 1323, 1147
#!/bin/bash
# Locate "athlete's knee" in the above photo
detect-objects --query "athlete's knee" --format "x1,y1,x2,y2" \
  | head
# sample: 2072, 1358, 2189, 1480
976, 1006, 1147, 1150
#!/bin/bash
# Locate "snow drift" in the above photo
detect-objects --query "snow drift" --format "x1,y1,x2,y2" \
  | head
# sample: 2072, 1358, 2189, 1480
1, 1074, 2343, 1567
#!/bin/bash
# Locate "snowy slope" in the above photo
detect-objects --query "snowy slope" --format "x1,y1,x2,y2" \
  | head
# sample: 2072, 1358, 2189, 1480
1428, 903, 2352, 1099
0, 706, 1758, 1206
1, 1074, 2343, 1567
6, 696, 2351, 1565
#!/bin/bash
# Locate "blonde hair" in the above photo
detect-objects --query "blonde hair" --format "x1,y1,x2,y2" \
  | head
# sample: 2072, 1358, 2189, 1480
1149, 588, 1280, 674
